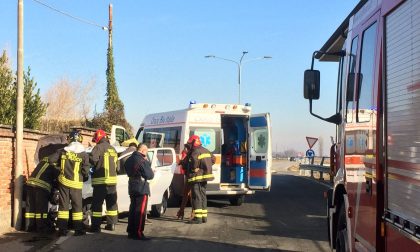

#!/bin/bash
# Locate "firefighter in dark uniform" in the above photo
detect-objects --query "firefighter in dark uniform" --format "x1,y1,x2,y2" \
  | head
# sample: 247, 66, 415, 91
124, 144, 154, 240
89, 129, 119, 232
185, 135, 214, 224
25, 152, 60, 233
49, 130, 90, 236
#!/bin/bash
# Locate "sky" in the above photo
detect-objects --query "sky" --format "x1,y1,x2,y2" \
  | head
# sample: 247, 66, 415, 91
0, 0, 359, 156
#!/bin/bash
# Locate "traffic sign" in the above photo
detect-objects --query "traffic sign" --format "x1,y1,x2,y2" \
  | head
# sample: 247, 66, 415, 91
306, 149, 315, 158
306, 137, 318, 149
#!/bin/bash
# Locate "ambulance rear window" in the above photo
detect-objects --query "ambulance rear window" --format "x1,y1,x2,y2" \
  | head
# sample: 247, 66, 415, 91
189, 127, 221, 154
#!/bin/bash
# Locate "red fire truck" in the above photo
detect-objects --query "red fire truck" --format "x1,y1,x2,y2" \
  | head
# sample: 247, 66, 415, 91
303, 0, 419, 251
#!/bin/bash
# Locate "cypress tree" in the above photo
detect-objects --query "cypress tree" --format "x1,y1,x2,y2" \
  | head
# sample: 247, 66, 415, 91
93, 45, 131, 133
105, 46, 124, 113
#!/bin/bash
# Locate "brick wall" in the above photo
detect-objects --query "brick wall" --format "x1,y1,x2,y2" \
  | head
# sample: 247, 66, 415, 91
0, 125, 97, 234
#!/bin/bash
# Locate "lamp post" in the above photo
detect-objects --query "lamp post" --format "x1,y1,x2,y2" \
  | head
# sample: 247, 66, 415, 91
205, 52, 271, 104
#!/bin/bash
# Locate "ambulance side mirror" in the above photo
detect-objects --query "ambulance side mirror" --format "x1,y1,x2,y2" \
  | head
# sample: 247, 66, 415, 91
304, 69, 320, 100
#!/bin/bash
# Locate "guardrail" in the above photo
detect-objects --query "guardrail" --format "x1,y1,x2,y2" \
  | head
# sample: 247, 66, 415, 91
298, 156, 332, 183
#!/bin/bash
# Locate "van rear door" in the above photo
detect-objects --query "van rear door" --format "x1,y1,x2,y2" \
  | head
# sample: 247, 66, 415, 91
248, 113, 272, 191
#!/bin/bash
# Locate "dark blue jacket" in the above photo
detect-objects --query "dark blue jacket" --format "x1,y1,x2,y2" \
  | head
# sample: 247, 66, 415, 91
124, 151, 154, 196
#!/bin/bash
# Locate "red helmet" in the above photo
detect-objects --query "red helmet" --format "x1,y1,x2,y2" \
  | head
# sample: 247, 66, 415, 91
92, 129, 106, 143
187, 135, 201, 147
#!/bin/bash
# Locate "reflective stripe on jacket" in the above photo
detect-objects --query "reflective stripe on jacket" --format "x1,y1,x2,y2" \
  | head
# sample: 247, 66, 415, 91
49, 145, 90, 190
90, 138, 118, 186
26, 157, 58, 192
187, 146, 214, 183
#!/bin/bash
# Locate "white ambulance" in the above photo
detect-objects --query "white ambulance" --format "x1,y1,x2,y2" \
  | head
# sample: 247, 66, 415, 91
134, 102, 272, 206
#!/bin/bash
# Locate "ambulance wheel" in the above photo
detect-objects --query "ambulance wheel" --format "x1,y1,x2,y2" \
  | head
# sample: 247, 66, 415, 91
336, 204, 348, 252
151, 193, 168, 218
229, 195, 244, 206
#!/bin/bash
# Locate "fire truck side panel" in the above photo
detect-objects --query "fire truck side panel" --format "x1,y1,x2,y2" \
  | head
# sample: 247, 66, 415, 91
311, 0, 420, 250
385, 224, 420, 251
344, 3, 383, 248
384, 0, 420, 248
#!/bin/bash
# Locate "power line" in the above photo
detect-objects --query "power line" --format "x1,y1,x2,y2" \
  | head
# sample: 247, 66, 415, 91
32, 0, 107, 30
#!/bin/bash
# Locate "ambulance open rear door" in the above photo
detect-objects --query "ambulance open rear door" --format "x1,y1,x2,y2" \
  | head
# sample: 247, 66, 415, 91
248, 113, 272, 191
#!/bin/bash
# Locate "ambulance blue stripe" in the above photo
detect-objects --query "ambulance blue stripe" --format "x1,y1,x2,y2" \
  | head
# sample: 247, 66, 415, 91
250, 116, 267, 127
249, 160, 267, 187
250, 160, 266, 169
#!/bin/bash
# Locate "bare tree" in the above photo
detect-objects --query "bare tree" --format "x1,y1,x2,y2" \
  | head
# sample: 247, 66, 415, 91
283, 149, 299, 158
42, 77, 95, 132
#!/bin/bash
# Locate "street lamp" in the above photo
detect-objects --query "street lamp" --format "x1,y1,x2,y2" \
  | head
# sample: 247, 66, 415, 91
205, 52, 272, 104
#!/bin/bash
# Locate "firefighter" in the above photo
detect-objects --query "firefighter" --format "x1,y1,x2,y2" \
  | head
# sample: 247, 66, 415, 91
49, 130, 90, 236
89, 129, 119, 232
177, 144, 194, 220
185, 135, 215, 224
25, 147, 61, 233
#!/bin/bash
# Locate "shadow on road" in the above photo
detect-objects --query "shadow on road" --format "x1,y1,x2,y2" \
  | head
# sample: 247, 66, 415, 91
252, 174, 328, 240
204, 174, 330, 243
1, 173, 330, 252
42, 231, 297, 252
0, 231, 55, 252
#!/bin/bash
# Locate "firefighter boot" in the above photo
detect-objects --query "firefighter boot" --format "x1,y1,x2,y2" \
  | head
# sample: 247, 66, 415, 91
202, 217, 207, 223
90, 225, 101, 233
188, 217, 202, 224
58, 229, 68, 237
74, 230, 86, 236
105, 224, 115, 231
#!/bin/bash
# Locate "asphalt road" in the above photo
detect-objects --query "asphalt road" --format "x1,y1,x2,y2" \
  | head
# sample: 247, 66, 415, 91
1, 160, 332, 252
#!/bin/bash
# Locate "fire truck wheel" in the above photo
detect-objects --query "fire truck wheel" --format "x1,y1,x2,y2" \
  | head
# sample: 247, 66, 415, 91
336, 204, 348, 252
326, 189, 333, 244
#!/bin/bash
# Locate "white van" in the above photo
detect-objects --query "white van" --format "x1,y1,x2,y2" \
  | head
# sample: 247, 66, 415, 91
133, 102, 272, 206
31, 133, 176, 230
83, 147, 176, 218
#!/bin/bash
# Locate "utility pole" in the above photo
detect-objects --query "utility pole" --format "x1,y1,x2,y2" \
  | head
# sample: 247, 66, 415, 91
108, 3, 112, 48
14, 0, 24, 230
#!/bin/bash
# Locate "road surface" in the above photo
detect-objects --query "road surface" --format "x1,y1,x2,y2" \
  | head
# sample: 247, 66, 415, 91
1, 160, 332, 252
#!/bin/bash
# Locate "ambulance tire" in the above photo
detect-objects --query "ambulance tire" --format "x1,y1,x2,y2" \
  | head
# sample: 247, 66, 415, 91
229, 195, 244, 206
336, 204, 348, 252
151, 193, 168, 218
